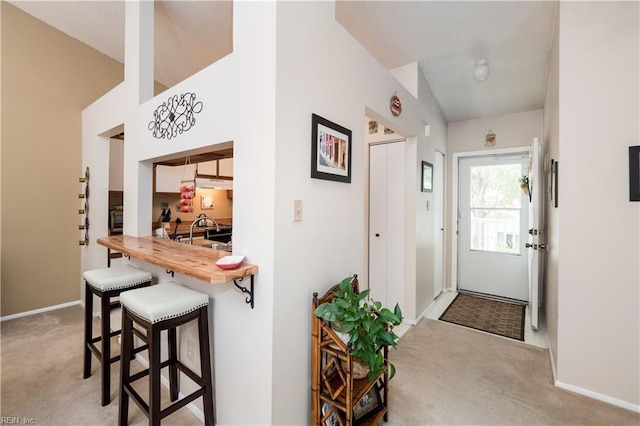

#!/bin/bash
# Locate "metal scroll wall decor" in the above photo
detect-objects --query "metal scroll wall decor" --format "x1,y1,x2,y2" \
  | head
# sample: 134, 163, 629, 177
79, 167, 89, 245
148, 92, 203, 140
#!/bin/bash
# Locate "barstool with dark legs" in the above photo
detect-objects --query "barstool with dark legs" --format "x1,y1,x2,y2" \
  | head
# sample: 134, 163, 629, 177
83, 265, 153, 406
118, 282, 215, 426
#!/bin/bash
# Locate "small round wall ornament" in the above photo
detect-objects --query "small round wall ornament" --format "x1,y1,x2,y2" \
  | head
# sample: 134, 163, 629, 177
390, 93, 402, 117
485, 129, 496, 147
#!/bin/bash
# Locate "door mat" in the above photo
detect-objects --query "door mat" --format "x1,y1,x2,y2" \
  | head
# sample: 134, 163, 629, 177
439, 293, 525, 341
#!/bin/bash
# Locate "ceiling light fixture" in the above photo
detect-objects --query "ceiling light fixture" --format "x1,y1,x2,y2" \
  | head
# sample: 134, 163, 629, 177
474, 59, 490, 81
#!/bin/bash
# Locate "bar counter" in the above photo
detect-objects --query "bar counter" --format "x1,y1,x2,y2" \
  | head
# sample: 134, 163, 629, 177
97, 235, 258, 284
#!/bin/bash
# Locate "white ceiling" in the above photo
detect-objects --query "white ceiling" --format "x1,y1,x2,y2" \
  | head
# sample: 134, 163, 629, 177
8, 0, 232, 90
8, 0, 557, 123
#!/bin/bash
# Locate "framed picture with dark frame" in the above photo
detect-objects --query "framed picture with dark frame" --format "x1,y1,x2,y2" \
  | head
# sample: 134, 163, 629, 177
353, 386, 382, 424
421, 161, 433, 192
629, 146, 640, 201
311, 113, 352, 183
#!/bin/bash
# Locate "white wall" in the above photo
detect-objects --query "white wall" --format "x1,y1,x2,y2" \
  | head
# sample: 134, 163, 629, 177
83, 2, 277, 424
271, 2, 445, 423
556, 1, 639, 409
446, 110, 543, 288
542, 7, 560, 377
391, 62, 419, 98
416, 68, 448, 317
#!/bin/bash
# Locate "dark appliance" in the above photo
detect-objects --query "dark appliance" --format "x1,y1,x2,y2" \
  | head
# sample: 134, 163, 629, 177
205, 226, 232, 243
110, 210, 123, 234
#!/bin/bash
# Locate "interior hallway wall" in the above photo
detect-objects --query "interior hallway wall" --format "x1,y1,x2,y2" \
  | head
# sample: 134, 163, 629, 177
556, 1, 639, 408
542, 6, 560, 378
271, 2, 446, 423
0, 3, 123, 316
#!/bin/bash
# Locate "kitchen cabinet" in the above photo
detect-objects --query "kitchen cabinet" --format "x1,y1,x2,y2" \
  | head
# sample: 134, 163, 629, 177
219, 158, 233, 177
109, 138, 124, 191
197, 158, 233, 178
154, 164, 197, 194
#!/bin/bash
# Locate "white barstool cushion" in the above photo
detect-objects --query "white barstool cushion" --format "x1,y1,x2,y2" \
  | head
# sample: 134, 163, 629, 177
120, 282, 209, 324
84, 265, 152, 292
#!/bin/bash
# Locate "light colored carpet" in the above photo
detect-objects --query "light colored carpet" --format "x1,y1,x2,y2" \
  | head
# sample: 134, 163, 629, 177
2, 306, 639, 425
1, 305, 202, 425
388, 318, 639, 425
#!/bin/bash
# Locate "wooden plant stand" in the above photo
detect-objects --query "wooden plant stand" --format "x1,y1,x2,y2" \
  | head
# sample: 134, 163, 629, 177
311, 276, 389, 425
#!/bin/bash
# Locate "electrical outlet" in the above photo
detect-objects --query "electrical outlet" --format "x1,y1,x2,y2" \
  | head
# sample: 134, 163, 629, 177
187, 339, 195, 362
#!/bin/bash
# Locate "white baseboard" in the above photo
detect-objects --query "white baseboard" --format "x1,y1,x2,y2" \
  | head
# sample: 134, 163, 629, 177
546, 332, 557, 383
133, 353, 206, 423
401, 300, 437, 326
0, 300, 81, 322
416, 300, 437, 323
545, 330, 638, 413
554, 380, 640, 413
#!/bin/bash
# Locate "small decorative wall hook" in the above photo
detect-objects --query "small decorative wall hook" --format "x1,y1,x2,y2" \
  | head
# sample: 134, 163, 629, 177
485, 129, 496, 147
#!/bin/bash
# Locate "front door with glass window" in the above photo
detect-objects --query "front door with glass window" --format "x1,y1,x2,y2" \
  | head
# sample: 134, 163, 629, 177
457, 154, 529, 301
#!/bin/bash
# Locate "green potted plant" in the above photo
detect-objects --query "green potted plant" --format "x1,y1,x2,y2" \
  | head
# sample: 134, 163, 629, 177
314, 276, 403, 380
519, 174, 530, 195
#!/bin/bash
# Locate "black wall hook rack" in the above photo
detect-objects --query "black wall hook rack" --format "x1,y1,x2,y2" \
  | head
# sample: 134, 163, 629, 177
233, 275, 254, 309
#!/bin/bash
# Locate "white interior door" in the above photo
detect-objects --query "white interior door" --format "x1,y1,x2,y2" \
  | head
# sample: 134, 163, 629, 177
434, 151, 445, 298
369, 145, 388, 306
457, 154, 529, 301
528, 137, 545, 330
369, 142, 406, 312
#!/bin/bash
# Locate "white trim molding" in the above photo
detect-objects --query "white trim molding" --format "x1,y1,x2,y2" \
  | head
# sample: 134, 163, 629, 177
0, 300, 81, 322
417, 300, 437, 323
546, 332, 558, 383
554, 380, 640, 413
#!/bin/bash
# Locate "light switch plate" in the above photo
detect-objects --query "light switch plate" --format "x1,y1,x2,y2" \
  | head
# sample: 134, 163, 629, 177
293, 199, 303, 222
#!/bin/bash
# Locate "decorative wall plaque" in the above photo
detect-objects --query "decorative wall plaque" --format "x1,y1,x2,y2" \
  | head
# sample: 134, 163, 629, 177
149, 92, 203, 139
485, 129, 496, 147
390, 94, 402, 117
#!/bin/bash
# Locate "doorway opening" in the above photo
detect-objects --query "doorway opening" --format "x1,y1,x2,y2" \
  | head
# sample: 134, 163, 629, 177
453, 149, 530, 302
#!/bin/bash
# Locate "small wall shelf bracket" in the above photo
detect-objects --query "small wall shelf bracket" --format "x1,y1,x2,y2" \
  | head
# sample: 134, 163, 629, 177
166, 269, 174, 278
233, 275, 254, 309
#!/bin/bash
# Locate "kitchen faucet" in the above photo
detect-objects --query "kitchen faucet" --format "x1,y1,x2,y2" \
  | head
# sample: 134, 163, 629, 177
189, 216, 220, 245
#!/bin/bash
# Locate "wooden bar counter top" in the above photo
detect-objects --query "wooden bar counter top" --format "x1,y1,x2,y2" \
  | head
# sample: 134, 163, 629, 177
97, 235, 258, 284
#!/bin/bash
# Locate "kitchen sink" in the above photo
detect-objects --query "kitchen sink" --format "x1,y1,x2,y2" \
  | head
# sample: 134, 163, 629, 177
200, 243, 232, 252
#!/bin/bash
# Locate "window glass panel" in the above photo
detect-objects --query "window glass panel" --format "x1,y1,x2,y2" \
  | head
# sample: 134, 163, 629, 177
470, 164, 522, 208
470, 209, 521, 254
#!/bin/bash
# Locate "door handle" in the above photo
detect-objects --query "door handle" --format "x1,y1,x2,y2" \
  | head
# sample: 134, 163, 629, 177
526, 243, 547, 250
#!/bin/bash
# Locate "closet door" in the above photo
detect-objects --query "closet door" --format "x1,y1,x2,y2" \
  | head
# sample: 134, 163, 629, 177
369, 142, 405, 312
